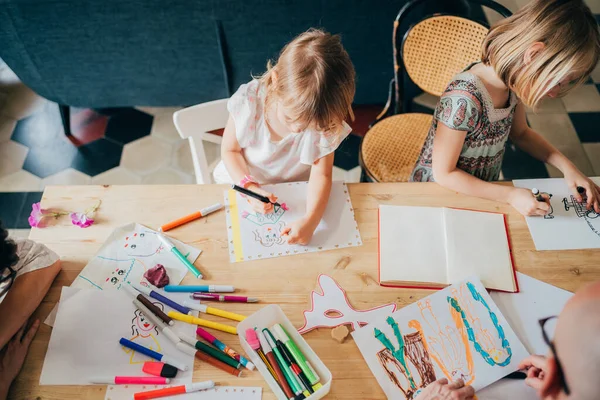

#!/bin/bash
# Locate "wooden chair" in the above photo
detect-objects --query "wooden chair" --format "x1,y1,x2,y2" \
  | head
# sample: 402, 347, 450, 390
359, 0, 511, 182
173, 99, 229, 184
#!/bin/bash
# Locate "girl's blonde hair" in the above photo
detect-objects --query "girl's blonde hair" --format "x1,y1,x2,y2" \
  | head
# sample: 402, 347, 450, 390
259, 28, 355, 134
482, 0, 600, 109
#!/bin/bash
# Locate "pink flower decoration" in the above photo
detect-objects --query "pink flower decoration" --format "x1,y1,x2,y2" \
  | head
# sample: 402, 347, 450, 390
70, 212, 95, 228
28, 202, 44, 227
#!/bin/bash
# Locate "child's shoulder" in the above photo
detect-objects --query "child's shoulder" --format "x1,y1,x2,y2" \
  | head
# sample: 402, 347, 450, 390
232, 79, 262, 101
443, 72, 484, 100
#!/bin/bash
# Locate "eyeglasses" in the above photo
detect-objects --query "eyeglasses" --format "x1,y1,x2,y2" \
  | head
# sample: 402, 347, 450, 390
0, 265, 16, 297
539, 316, 570, 395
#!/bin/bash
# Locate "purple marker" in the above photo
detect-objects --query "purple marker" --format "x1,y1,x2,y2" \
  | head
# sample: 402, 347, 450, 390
132, 283, 191, 315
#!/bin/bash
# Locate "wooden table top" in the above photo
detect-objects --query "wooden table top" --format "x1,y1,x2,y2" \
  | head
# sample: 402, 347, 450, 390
12, 183, 600, 400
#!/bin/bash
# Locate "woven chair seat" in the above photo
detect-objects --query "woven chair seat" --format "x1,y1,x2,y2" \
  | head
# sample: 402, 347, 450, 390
360, 113, 432, 182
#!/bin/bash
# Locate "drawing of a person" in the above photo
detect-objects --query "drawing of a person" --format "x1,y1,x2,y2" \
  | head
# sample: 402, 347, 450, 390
122, 305, 163, 364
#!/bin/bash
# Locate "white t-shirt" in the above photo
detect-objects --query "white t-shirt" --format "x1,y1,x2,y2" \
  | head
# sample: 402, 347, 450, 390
219, 79, 352, 184
0, 239, 59, 301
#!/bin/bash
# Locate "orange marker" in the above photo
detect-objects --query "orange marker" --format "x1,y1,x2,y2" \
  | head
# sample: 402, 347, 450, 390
159, 203, 222, 232
134, 381, 214, 400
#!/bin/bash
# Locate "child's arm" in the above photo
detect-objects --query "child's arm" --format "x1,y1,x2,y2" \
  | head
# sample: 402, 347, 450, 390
509, 103, 600, 212
282, 152, 334, 245
221, 116, 277, 214
431, 123, 551, 216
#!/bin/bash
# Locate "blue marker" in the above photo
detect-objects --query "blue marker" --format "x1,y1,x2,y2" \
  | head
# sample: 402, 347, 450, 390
157, 233, 203, 279
132, 283, 191, 315
119, 338, 187, 371
164, 285, 235, 293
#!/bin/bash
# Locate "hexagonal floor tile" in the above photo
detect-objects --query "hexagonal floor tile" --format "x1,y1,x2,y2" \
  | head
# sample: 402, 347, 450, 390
71, 138, 123, 177
1, 83, 48, 120
22, 138, 78, 178
142, 167, 193, 184
104, 108, 154, 145
172, 140, 195, 175
0, 115, 16, 143
121, 136, 172, 175
91, 167, 142, 185
0, 140, 28, 177
43, 168, 92, 186
0, 170, 42, 191
11, 102, 65, 149
150, 111, 182, 143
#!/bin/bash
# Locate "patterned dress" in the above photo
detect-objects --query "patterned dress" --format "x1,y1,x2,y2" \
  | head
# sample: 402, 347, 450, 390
410, 69, 518, 182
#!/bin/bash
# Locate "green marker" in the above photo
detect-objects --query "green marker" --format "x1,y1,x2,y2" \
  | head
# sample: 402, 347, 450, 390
263, 329, 302, 396
157, 233, 202, 279
180, 334, 241, 369
273, 324, 320, 385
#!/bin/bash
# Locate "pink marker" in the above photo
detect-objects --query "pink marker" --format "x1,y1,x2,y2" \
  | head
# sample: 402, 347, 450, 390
191, 293, 258, 303
90, 376, 170, 385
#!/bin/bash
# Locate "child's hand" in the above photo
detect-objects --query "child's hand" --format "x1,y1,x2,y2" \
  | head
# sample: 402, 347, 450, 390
508, 187, 551, 217
563, 167, 600, 213
246, 184, 278, 214
282, 217, 316, 246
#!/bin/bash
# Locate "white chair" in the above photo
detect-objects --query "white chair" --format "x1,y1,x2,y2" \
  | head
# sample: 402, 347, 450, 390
173, 99, 229, 184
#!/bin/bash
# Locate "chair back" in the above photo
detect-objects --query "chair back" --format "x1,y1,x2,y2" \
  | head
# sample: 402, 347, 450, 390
393, 0, 512, 113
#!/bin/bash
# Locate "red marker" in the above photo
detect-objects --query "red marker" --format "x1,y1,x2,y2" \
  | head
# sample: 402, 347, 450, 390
191, 293, 258, 303
90, 376, 170, 385
134, 381, 215, 400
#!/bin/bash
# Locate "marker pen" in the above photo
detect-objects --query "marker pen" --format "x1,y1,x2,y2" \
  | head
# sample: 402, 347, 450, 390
119, 338, 187, 371
196, 326, 254, 369
132, 283, 191, 315
90, 376, 170, 385
263, 329, 302, 396
273, 324, 319, 385
182, 300, 247, 322
122, 284, 174, 326
133, 381, 214, 400
132, 298, 181, 345
158, 203, 222, 232
165, 285, 235, 293
156, 233, 202, 279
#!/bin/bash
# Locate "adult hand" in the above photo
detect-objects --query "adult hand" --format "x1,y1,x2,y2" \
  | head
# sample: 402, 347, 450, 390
245, 184, 278, 214
518, 354, 549, 391
281, 217, 316, 246
508, 187, 551, 216
563, 166, 600, 213
414, 378, 475, 400
0, 320, 40, 392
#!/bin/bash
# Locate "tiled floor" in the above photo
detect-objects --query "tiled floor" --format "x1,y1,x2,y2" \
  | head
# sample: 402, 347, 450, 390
1, 0, 599, 233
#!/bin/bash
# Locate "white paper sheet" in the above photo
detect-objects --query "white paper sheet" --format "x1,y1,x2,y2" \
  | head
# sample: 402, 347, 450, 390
478, 273, 573, 399
513, 177, 600, 250
45, 223, 201, 326
105, 386, 262, 400
351, 277, 529, 399
224, 181, 362, 262
40, 287, 196, 385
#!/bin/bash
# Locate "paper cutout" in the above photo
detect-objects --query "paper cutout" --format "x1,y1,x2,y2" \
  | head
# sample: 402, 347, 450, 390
298, 274, 397, 334
40, 287, 196, 385
225, 181, 362, 262
45, 223, 201, 326
105, 386, 263, 400
513, 177, 600, 250
352, 278, 529, 399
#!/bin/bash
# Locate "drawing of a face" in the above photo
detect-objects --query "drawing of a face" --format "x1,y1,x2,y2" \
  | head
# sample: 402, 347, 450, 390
253, 222, 286, 247
131, 304, 163, 337
123, 231, 163, 257
106, 267, 126, 286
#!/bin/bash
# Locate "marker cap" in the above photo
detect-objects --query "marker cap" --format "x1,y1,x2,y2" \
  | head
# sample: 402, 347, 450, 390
178, 333, 198, 348
156, 233, 175, 250
246, 328, 260, 350
272, 324, 289, 342
161, 326, 181, 345
259, 330, 272, 353
201, 203, 223, 215
183, 301, 207, 313
186, 381, 215, 392
132, 283, 152, 296
142, 362, 178, 378
176, 341, 198, 357
161, 355, 188, 371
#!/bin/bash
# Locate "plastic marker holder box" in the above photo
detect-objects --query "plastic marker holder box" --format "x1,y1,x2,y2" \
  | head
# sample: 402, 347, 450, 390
238, 304, 332, 400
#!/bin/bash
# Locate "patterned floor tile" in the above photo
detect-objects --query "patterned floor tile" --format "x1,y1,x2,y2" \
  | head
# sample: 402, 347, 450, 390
43, 168, 92, 186
104, 108, 154, 145
121, 136, 172, 175
91, 167, 142, 185
11, 102, 66, 149
0, 140, 28, 178
0, 84, 47, 120
334, 134, 362, 171
501, 140, 549, 180
172, 140, 196, 175
561, 84, 600, 113
0, 115, 16, 143
550, 144, 595, 176
527, 113, 581, 147
141, 167, 194, 184
0, 192, 26, 227
71, 138, 124, 177
583, 143, 600, 175
569, 112, 600, 143
15, 191, 43, 229
22, 139, 78, 178
526, 96, 566, 114
150, 111, 183, 143
69, 109, 109, 147
0, 170, 42, 192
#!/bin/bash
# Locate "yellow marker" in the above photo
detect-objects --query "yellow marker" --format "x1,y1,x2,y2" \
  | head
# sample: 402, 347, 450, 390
167, 311, 238, 334
313, 383, 323, 391
183, 301, 246, 322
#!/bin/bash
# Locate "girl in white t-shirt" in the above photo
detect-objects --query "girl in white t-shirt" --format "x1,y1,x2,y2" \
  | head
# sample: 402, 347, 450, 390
217, 28, 356, 245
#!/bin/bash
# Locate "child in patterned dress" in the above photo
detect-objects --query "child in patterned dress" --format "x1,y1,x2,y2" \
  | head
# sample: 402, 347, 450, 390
410, 0, 600, 217
218, 29, 355, 245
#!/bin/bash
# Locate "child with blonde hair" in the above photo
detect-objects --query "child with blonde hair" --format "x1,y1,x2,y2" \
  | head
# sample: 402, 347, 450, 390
410, 0, 600, 217
217, 29, 355, 245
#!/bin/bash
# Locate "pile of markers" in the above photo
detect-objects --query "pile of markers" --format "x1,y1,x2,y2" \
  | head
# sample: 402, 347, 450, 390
112, 283, 258, 399
245, 325, 322, 400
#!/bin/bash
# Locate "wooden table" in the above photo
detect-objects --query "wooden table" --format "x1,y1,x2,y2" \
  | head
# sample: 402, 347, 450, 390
11, 183, 600, 399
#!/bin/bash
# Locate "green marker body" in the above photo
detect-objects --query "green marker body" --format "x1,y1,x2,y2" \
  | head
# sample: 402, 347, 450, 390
195, 340, 241, 369
263, 329, 302, 395
275, 325, 319, 385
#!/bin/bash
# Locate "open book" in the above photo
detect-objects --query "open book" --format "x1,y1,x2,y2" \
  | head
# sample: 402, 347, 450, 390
378, 205, 518, 292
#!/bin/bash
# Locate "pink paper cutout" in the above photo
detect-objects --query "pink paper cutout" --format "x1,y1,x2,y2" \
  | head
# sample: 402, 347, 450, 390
298, 274, 397, 334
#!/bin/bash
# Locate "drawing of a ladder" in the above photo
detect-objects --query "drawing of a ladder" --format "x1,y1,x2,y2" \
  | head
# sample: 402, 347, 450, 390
563, 195, 600, 219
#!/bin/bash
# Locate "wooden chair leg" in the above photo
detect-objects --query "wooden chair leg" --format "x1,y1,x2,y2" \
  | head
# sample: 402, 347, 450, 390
59, 104, 72, 136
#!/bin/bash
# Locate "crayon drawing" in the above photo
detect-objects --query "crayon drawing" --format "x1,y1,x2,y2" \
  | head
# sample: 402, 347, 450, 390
352, 278, 528, 399
45, 223, 201, 326
513, 177, 600, 250
225, 182, 362, 262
